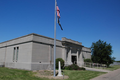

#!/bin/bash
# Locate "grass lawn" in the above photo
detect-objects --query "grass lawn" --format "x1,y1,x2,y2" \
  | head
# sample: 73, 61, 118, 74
94, 65, 120, 71
105, 65, 120, 71
64, 70, 105, 80
0, 67, 106, 80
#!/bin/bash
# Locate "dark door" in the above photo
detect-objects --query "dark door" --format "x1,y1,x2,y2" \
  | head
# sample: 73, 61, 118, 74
72, 56, 77, 64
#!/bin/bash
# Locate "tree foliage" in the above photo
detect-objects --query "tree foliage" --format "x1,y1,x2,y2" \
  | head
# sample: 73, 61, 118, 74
56, 58, 64, 69
64, 64, 86, 70
91, 40, 115, 67
84, 58, 92, 62
115, 60, 120, 62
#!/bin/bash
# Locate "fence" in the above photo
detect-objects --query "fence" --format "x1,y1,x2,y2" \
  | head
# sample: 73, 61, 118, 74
84, 62, 107, 69
110, 62, 120, 66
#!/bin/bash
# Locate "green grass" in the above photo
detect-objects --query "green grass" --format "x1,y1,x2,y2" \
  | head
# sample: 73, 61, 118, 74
0, 67, 106, 80
94, 65, 120, 71
0, 67, 47, 80
63, 70, 105, 80
105, 65, 120, 71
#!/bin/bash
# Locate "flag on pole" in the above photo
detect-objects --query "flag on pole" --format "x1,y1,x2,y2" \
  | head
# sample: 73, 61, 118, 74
56, 5, 60, 18
56, 5, 63, 30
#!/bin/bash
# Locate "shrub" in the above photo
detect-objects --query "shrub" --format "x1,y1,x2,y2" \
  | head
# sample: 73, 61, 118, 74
115, 61, 120, 62
64, 64, 86, 70
80, 67, 86, 70
84, 59, 92, 62
56, 58, 64, 69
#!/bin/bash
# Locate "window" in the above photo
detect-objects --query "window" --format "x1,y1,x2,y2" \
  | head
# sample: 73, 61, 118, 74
66, 52, 68, 61
13, 47, 16, 62
13, 47, 19, 62
16, 47, 19, 62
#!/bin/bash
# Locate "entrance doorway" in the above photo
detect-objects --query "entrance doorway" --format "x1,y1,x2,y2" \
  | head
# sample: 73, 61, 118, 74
72, 56, 77, 64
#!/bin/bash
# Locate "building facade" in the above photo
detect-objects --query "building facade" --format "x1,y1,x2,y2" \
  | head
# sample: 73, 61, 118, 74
0, 33, 91, 70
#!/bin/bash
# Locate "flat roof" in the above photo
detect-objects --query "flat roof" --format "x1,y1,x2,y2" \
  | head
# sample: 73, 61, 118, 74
0, 33, 61, 44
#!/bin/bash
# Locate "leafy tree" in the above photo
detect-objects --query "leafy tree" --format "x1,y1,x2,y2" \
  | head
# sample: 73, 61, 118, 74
91, 40, 115, 67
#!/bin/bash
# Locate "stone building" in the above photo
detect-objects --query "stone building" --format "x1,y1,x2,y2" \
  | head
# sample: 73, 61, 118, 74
0, 33, 91, 70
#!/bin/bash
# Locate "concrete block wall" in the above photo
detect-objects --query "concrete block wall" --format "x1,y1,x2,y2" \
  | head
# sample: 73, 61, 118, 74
32, 42, 49, 63
32, 42, 55, 64
32, 34, 62, 46
0, 34, 33, 70
0, 33, 92, 70
0, 34, 33, 47
56, 47, 63, 59
82, 47, 91, 59
5, 42, 32, 70
31, 36, 63, 70
0, 48, 6, 66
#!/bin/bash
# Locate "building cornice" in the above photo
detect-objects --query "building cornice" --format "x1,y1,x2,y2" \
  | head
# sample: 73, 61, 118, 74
0, 33, 61, 44
62, 37, 83, 47
32, 33, 61, 42
0, 40, 63, 48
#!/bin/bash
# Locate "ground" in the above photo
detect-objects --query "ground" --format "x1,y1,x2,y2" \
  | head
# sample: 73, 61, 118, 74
1, 65, 120, 80
0, 67, 106, 80
91, 68, 120, 80
33, 70, 69, 79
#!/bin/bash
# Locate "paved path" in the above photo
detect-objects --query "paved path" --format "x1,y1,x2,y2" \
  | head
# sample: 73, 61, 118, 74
85, 67, 111, 72
90, 68, 120, 80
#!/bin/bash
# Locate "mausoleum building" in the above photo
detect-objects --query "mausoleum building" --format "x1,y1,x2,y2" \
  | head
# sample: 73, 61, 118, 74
0, 33, 91, 70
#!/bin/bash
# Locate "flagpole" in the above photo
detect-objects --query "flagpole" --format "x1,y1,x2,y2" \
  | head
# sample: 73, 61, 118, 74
53, 0, 57, 77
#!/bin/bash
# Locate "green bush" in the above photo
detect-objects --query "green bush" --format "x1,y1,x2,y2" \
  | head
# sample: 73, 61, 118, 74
115, 61, 120, 62
80, 67, 86, 70
64, 64, 86, 70
56, 58, 64, 69
84, 59, 92, 62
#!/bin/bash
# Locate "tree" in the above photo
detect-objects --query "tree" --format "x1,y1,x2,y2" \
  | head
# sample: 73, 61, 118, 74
91, 40, 115, 67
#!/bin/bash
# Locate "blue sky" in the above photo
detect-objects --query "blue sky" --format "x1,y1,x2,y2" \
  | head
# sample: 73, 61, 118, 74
0, 0, 120, 60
